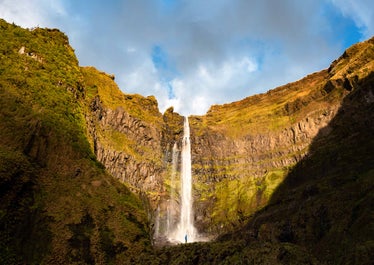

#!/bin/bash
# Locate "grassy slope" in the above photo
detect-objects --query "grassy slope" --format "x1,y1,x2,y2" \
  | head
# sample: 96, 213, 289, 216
81, 66, 163, 161
195, 35, 373, 138
82, 66, 162, 124
196, 69, 338, 138
0, 20, 152, 264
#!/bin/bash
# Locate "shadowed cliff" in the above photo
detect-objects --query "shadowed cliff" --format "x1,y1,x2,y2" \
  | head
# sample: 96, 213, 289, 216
237, 67, 374, 264
0, 19, 152, 264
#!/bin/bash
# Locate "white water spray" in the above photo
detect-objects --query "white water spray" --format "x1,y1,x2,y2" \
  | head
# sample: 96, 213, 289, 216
168, 116, 198, 243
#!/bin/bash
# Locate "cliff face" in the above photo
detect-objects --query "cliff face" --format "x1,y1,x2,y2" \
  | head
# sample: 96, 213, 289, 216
93, 105, 162, 191
82, 67, 186, 225
83, 68, 164, 193
188, 71, 344, 234
82, 69, 188, 242
81, 37, 373, 241
184, 38, 373, 236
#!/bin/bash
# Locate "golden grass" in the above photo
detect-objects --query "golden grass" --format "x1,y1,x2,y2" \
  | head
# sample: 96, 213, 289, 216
81, 66, 162, 126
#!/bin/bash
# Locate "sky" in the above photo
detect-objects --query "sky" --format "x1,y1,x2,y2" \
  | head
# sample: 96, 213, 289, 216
1, 0, 373, 115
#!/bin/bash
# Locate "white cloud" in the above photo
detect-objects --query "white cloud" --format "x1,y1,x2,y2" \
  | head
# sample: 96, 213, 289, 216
119, 56, 159, 94
330, 0, 374, 38
0, 0, 43, 27
167, 56, 258, 115
0, 0, 66, 28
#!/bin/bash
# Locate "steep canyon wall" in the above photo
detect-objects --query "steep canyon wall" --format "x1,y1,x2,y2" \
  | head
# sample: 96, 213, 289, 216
84, 38, 373, 239
84, 69, 343, 238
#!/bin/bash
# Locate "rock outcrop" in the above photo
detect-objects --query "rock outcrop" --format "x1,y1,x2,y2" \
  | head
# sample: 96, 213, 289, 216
82, 67, 168, 210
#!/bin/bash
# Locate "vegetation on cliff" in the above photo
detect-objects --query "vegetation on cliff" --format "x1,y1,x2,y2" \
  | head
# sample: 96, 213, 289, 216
81, 65, 167, 222
187, 37, 373, 238
0, 19, 152, 264
82, 66, 161, 124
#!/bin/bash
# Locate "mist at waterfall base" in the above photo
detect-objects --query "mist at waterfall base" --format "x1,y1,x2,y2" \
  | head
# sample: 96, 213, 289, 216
154, 117, 208, 245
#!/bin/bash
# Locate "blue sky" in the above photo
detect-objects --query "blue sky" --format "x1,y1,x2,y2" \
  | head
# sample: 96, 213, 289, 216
1, 0, 373, 115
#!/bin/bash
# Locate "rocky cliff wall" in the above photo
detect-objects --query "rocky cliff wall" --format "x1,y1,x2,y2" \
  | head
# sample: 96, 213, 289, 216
185, 37, 373, 236
89, 96, 163, 191
85, 73, 348, 239
83, 37, 373, 240
85, 94, 167, 211
189, 92, 344, 234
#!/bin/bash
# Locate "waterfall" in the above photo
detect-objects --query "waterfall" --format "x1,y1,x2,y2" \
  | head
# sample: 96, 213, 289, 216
168, 116, 198, 243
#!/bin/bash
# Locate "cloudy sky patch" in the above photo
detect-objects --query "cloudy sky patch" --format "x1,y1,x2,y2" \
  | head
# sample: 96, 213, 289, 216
1, 0, 373, 115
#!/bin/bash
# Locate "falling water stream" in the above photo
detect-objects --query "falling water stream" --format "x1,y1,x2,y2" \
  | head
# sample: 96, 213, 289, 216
167, 116, 198, 243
